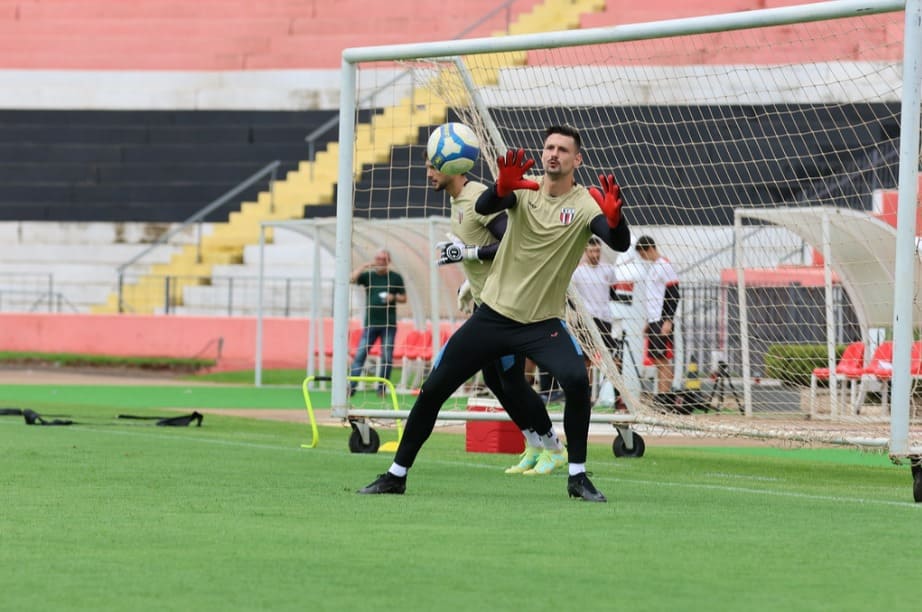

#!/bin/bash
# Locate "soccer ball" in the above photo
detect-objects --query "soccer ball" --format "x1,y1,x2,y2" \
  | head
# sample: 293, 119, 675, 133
426, 122, 480, 175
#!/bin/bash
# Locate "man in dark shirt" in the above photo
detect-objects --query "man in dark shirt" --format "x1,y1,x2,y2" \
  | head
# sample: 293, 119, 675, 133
349, 249, 407, 395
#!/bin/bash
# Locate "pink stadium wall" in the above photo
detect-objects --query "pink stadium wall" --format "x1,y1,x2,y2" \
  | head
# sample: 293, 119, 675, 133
0, 313, 313, 371
0, 0, 544, 69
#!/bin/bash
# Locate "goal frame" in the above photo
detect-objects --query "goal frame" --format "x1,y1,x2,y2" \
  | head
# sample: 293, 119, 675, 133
329, 0, 921, 458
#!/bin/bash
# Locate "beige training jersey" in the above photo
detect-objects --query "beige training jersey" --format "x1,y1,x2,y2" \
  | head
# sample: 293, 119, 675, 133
480, 180, 598, 323
450, 181, 497, 302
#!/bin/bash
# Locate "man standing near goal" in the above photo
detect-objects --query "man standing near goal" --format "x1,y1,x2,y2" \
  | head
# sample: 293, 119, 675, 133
348, 249, 407, 396
426, 156, 567, 476
634, 235, 681, 401
359, 125, 631, 502
570, 236, 628, 412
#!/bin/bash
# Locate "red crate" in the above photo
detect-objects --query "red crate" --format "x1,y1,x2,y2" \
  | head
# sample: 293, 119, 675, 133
465, 398, 524, 454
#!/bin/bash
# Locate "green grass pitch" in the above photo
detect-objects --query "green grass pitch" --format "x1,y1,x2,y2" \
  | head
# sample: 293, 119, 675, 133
1, 382, 920, 611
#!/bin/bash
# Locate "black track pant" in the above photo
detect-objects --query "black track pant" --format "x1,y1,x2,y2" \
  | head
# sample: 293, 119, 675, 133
394, 304, 590, 468
480, 352, 553, 438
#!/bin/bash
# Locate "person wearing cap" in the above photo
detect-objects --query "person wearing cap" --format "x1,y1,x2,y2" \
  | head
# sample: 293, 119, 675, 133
635, 235, 681, 399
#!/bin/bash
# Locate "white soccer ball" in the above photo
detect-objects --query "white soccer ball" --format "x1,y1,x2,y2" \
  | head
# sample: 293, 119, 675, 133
426, 122, 480, 175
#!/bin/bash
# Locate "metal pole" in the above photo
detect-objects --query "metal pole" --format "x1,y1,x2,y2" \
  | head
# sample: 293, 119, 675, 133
309, 220, 324, 385
821, 210, 837, 416
164, 277, 172, 315
227, 277, 234, 317
255, 224, 267, 387
331, 58, 358, 418
734, 211, 752, 417
890, 0, 922, 457
117, 271, 124, 313
428, 218, 441, 357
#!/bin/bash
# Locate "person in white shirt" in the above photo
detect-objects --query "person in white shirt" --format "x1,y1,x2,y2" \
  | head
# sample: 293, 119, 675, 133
635, 235, 681, 398
570, 237, 626, 410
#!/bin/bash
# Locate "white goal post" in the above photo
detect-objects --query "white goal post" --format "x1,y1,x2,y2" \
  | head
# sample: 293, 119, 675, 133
329, 0, 922, 460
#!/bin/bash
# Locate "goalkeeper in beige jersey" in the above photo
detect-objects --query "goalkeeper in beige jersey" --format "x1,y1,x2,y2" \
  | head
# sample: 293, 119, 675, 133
428, 159, 566, 476
360, 125, 632, 502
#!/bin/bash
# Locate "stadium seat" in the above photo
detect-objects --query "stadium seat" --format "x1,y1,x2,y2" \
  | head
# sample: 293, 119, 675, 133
850, 341, 894, 415
400, 329, 434, 391
808, 341, 865, 417
861, 340, 922, 416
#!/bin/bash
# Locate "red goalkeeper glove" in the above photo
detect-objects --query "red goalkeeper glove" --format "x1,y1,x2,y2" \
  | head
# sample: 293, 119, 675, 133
495, 148, 540, 198
589, 173, 623, 227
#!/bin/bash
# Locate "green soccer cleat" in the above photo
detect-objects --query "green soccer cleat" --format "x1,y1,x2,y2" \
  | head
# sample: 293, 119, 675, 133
504, 446, 542, 474
523, 448, 568, 475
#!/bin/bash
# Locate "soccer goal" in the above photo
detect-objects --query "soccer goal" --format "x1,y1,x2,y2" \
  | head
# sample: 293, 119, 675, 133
329, 0, 922, 470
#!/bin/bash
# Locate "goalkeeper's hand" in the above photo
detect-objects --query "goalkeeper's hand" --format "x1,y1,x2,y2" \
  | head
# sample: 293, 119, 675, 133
495, 148, 540, 198
588, 173, 623, 227
457, 279, 474, 314
437, 234, 480, 266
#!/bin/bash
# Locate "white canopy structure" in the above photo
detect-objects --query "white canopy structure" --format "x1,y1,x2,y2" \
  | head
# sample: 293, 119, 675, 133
734, 206, 922, 416
735, 206, 921, 334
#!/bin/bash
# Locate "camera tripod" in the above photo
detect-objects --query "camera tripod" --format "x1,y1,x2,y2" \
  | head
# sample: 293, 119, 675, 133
708, 360, 743, 413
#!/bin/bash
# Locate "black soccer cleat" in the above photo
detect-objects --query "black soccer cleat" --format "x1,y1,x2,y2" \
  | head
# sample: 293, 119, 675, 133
567, 472, 607, 502
357, 472, 406, 495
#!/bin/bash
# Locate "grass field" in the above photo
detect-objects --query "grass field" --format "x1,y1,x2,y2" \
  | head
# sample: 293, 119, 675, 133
2, 380, 921, 611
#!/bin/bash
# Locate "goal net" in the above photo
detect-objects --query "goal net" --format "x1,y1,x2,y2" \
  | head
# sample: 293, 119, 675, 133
336, 0, 922, 457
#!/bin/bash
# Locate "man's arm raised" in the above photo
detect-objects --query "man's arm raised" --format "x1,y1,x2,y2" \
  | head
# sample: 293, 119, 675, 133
475, 149, 539, 215
589, 173, 631, 252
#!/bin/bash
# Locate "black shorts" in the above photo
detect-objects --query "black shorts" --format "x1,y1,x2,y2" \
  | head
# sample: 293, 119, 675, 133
592, 317, 619, 352
645, 319, 672, 359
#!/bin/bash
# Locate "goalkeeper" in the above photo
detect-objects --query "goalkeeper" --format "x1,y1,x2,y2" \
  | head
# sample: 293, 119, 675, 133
428, 156, 567, 476
359, 125, 631, 502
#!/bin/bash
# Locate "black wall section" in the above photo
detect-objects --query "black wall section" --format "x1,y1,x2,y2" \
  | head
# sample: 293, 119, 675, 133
0, 105, 899, 224
0, 110, 339, 222
342, 104, 900, 224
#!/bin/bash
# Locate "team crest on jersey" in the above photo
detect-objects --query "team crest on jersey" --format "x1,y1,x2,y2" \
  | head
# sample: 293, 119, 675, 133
559, 207, 576, 225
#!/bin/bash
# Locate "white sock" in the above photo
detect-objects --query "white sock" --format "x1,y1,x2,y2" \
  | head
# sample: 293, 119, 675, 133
388, 463, 408, 477
522, 429, 542, 448
568, 463, 586, 476
540, 429, 564, 451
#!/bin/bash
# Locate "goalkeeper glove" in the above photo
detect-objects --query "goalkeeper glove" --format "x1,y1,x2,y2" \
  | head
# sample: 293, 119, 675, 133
437, 234, 480, 266
588, 173, 623, 228
495, 148, 540, 198
456, 279, 474, 314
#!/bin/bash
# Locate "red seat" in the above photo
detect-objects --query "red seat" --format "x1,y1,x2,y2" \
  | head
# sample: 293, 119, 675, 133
865, 341, 922, 415
399, 329, 433, 390
811, 341, 865, 381
851, 341, 894, 415
862, 341, 894, 379
411, 330, 434, 362
346, 327, 364, 359
809, 341, 865, 417
390, 321, 415, 362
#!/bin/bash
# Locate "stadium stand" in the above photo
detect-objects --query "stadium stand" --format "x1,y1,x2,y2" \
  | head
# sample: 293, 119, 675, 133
0, 0, 887, 315
0, 0, 546, 70
0, 109, 336, 222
